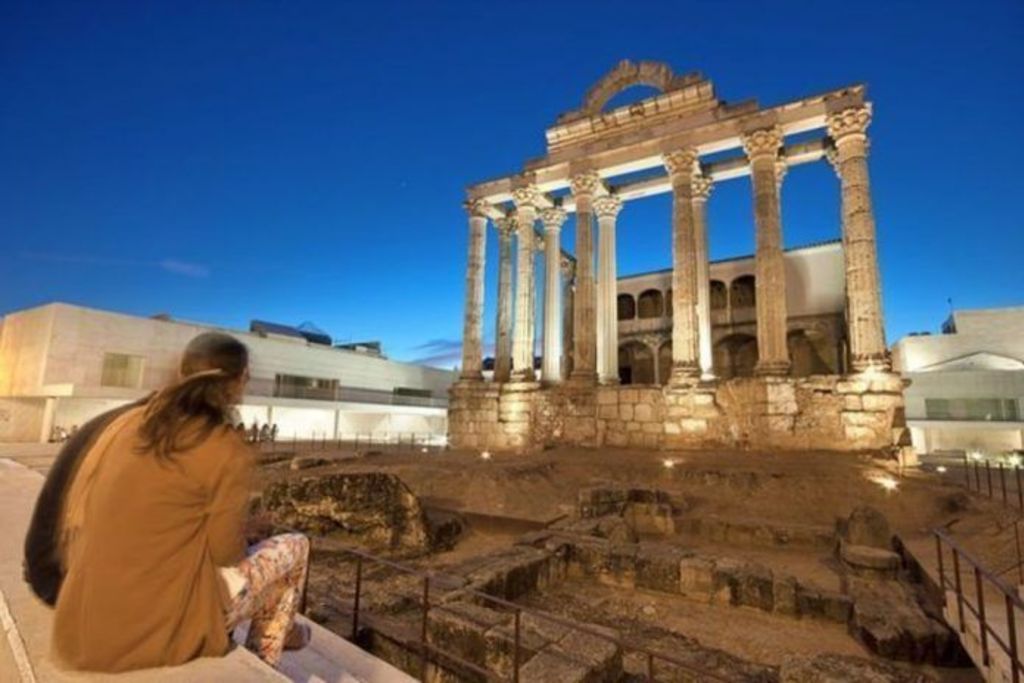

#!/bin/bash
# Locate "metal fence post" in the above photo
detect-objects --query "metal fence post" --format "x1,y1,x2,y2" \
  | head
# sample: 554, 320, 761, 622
964, 453, 971, 488
352, 556, 363, 639
935, 535, 945, 592
976, 567, 989, 666
420, 577, 430, 681
1002, 463, 1009, 504
513, 609, 521, 683
953, 549, 965, 632
1008, 593, 1020, 683
987, 460, 994, 498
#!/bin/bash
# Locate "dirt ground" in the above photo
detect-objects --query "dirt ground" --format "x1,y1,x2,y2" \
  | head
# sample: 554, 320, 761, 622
257, 446, 999, 681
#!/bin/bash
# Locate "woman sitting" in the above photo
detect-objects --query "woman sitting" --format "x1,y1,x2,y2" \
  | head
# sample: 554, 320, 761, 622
53, 332, 310, 671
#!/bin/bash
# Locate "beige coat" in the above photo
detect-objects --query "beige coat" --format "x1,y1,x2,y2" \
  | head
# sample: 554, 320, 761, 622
52, 406, 253, 672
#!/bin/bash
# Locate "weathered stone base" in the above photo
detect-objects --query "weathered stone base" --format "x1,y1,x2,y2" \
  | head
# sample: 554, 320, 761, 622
449, 373, 908, 453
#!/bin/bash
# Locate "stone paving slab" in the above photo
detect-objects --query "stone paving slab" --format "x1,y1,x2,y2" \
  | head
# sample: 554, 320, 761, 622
0, 457, 412, 683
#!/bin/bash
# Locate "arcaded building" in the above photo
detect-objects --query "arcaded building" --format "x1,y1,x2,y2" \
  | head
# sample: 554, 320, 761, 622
449, 60, 907, 455
616, 240, 846, 385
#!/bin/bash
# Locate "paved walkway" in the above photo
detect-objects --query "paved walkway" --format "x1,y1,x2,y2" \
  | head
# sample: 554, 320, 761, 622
0, 457, 413, 683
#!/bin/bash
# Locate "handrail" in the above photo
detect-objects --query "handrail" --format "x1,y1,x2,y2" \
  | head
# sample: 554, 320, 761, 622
935, 528, 1023, 682
330, 544, 736, 682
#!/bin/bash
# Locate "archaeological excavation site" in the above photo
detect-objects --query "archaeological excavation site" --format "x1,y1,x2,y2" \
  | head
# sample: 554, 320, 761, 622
250, 442, 1014, 683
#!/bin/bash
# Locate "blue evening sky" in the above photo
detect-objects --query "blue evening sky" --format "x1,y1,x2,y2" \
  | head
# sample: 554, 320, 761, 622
2, 1, 1022, 367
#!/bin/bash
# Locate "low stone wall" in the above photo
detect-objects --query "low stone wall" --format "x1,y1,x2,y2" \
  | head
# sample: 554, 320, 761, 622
449, 373, 909, 453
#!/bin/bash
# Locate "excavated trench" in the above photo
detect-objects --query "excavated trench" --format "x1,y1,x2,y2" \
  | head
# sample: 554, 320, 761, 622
253, 449, 986, 683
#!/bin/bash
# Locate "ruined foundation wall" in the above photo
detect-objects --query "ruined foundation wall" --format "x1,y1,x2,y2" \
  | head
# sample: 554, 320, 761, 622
449, 373, 907, 453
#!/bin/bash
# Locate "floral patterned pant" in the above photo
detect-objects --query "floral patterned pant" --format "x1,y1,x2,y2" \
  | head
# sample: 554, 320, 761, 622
225, 533, 310, 666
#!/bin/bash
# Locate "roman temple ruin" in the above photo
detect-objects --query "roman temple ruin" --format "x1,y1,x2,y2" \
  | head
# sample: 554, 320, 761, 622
449, 60, 908, 454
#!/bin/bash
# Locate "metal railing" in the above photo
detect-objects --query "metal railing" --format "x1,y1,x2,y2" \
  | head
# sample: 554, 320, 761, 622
251, 432, 448, 457
961, 454, 1024, 512
935, 529, 1023, 682
332, 546, 735, 682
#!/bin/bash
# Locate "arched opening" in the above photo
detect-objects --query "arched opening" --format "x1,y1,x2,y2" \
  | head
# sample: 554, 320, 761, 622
637, 289, 665, 319
787, 329, 832, 376
617, 294, 636, 321
618, 341, 656, 385
710, 280, 728, 310
714, 333, 758, 379
657, 341, 673, 386
730, 275, 756, 309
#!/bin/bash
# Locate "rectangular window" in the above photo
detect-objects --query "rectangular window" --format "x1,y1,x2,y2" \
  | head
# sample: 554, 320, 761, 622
394, 387, 432, 399
925, 398, 1020, 421
101, 353, 145, 388
273, 374, 339, 401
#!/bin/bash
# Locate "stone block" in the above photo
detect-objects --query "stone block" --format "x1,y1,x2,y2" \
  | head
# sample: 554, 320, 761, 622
767, 415, 795, 432
862, 393, 900, 411
634, 403, 654, 421
836, 379, 869, 395
679, 557, 716, 601
620, 389, 639, 403
635, 544, 688, 593
641, 422, 663, 435
598, 405, 618, 419
736, 563, 775, 612
679, 418, 708, 433
844, 425, 879, 443
840, 542, 900, 579
796, 586, 853, 623
618, 404, 634, 420
596, 390, 618, 405
772, 575, 799, 616
624, 502, 674, 535
843, 395, 863, 411
838, 506, 892, 550
665, 422, 681, 435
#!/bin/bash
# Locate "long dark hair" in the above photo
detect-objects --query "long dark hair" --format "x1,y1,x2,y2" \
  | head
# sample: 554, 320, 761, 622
138, 332, 249, 458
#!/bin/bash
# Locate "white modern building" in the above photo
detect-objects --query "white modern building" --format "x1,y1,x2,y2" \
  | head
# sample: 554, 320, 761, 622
0, 303, 455, 443
893, 307, 1024, 454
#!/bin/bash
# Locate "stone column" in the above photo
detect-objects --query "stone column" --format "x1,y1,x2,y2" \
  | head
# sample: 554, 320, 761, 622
827, 107, 890, 373
540, 208, 567, 384
742, 126, 790, 376
691, 174, 714, 379
569, 171, 601, 384
663, 149, 701, 384
511, 187, 539, 381
594, 195, 623, 384
459, 199, 489, 380
493, 216, 515, 382
561, 257, 575, 380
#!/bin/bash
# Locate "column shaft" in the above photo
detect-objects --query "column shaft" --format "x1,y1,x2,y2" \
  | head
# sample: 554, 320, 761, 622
663, 150, 700, 383
569, 172, 600, 383
743, 128, 790, 376
562, 263, 575, 380
541, 209, 566, 383
493, 218, 515, 382
459, 202, 488, 380
828, 107, 890, 372
511, 209, 537, 380
594, 196, 622, 384
692, 176, 713, 378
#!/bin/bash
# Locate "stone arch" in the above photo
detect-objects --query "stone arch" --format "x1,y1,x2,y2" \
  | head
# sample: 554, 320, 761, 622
579, 61, 682, 116
710, 280, 728, 310
787, 329, 831, 377
714, 333, 758, 379
730, 275, 756, 309
619, 341, 656, 385
637, 289, 665, 319
617, 293, 636, 321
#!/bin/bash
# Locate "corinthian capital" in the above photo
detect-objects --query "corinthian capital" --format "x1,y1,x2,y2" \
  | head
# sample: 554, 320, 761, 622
742, 126, 783, 162
560, 255, 576, 278
827, 107, 871, 144
464, 198, 492, 218
511, 185, 542, 210
662, 148, 699, 179
569, 171, 601, 199
592, 195, 623, 219
494, 215, 516, 238
691, 174, 713, 201
539, 207, 567, 231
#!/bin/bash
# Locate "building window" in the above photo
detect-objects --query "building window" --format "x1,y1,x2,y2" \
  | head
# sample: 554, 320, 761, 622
273, 374, 339, 401
925, 398, 1020, 422
637, 289, 664, 319
101, 353, 145, 388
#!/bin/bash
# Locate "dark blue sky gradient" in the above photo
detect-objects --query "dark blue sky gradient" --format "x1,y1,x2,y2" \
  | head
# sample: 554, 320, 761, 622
2, 1, 1022, 366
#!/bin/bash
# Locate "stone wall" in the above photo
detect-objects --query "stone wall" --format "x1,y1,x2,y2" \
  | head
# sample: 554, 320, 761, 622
449, 372, 908, 454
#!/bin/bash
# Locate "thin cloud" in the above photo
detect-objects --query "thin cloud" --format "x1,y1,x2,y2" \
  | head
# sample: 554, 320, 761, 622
20, 251, 210, 279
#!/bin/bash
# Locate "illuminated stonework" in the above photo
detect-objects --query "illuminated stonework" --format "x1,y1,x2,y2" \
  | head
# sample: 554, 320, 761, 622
451, 60, 905, 457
